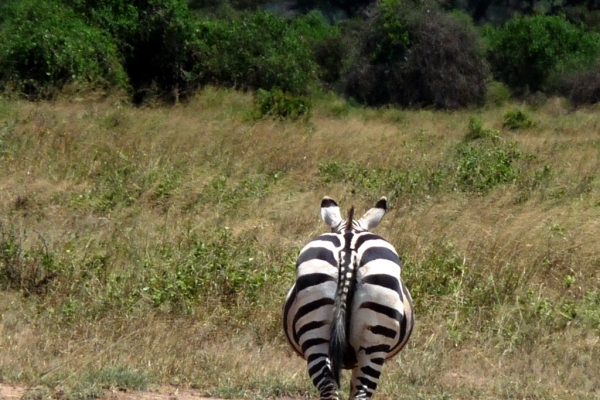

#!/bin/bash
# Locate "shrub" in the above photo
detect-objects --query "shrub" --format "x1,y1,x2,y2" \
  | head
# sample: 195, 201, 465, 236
484, 14, 600, 93
0, 223, 57, 296
553, 61, 600, 106
190, 12, 318, 95
342, 1, 489, 108
465, 117, 499, 141
252, 88, 312, 120
486, 81, 512, 106
64, 0, 197, 102
503, 109, 535, 130
292, 11, 346, 85
455, 139, 522, 193
0, 0, 127, 98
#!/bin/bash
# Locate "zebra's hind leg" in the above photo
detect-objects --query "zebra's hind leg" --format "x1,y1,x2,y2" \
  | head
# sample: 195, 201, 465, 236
316, 376, 339, 400
306, 353, 340, 400
348, 352, 385, 399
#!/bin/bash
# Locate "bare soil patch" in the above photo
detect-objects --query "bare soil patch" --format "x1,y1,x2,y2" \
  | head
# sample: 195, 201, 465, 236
0, 383, 303, 400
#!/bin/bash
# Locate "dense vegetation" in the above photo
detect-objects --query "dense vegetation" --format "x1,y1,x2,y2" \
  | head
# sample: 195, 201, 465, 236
1, 0, 600, 108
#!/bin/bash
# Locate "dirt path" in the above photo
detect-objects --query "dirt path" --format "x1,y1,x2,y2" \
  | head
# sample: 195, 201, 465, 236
0, 383, 220, 400
0, 383, 303, 400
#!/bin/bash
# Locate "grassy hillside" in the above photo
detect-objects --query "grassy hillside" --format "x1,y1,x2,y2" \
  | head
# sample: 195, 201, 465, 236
0, 89, 599, 399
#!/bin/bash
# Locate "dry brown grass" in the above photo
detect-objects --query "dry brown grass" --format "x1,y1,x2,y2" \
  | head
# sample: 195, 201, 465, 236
0, 91, 599, 399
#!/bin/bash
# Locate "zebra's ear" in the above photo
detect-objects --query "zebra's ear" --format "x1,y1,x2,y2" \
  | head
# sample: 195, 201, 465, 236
320, 196, 344, 230
356, 197, 387, 231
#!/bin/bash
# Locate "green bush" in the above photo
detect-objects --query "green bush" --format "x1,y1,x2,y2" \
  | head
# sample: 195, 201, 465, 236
292, 11, 345, 85
465, 117, 499, 141
343, 1, 489, 108
486, 81, 512, 106
455, 139, 522, 193
64, 0, 197, 102
484, 14, 600, 92
0, 0, 127, 97
252, 88, 312, 120
191, 11, 318, 95
144, 228, 272, 310
503, 109, 535, 130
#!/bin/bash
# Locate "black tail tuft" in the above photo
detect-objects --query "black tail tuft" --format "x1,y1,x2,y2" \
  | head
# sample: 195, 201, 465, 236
329, 305, 345, 388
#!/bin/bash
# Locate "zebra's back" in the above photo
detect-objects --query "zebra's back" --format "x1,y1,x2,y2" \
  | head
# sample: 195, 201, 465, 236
283, 196, 414, 400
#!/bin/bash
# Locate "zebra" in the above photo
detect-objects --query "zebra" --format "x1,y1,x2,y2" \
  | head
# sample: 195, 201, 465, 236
283, 196, 414, 400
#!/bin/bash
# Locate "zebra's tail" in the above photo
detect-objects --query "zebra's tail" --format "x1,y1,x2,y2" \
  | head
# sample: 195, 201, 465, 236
329, 206, 355, 388
329, 296, 346, 388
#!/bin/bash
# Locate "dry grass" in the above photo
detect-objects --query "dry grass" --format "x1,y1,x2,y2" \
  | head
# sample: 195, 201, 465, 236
0, 90, 599, 399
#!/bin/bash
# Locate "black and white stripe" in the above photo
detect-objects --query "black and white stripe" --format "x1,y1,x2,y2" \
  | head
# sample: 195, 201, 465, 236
283, 197, 414, 400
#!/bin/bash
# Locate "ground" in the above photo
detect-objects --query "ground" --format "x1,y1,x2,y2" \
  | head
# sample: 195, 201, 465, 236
0, 383, 232, 400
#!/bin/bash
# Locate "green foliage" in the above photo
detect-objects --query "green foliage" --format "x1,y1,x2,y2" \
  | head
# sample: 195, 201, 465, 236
84, 366, 149, 391
0, 0, 127, 97
291, 10, 339, 42
465, 116, 499, 141
454, 138, 522, 193
318, 161, 446, 200
142, 228, 284, 311
69, 153, 184, 213
371, 0, 410, 63
64, 0, 195, 101
503, 109, 535, 130
319, 121, 524, 197
485, 81, 512, 106
343, 2, 489, 108
66, 366, 148, 399
292, 11, 345, 85
196, 171, 282, 211
406, 241, 466, 305
0, 223, 58, 295
252, 88, 312, 120
191, 11, 318, 95
484, 14, 600, 92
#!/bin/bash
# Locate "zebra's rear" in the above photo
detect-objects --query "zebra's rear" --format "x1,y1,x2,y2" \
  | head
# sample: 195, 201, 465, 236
283, 197, 414, 400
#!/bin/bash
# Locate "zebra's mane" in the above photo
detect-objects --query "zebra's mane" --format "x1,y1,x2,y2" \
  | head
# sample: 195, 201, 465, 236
345, 206, 355, 232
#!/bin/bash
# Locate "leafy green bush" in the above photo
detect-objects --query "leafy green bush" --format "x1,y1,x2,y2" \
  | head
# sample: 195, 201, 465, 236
343, 1, 489, 108
484, 14, 600, 92
503, 109, 535, 130
465, 117, 499, 141
405, 240, 466, 311
191, 11, 318, 95
455, 139, 522, 193
252, 88, 312, 120
144, 228, 274, 311
0, 0, 127, 97
63, 0, 197, 101
486, 81, 512, 106
292, 11, 345, 85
